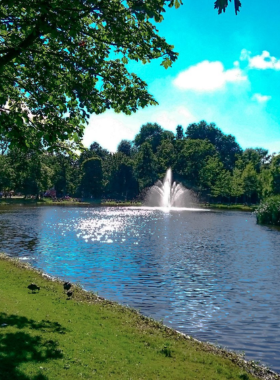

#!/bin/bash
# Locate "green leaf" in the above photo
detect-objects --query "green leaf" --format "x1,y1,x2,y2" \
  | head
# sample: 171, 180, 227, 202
175, 0, 181, 9
161, 58, 172, 69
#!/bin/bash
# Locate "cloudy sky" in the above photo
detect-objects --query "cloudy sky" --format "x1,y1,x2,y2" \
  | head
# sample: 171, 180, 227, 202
83, 1, 280, 153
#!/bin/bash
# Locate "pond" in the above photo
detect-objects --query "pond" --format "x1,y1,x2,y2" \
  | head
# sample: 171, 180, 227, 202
0, 205, 280, 371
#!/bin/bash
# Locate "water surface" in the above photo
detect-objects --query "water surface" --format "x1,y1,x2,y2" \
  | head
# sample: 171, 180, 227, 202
0, 206, 279, 371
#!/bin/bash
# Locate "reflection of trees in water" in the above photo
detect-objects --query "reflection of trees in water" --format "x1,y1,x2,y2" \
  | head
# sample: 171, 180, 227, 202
0, 211, 39, 256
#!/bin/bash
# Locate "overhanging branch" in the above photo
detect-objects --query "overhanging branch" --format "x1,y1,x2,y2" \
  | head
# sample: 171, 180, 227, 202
0, 15, 47, 69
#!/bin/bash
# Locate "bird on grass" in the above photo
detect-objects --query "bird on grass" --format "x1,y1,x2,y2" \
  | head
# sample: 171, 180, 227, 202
67, 290, 73, 298
27, 283, 40, 293
63, 282, 72, 292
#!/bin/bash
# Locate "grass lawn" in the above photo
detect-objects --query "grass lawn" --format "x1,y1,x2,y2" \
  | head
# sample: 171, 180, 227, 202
0, 198, 141, 207
202, 204, 256, 212
0, 256, 274, 380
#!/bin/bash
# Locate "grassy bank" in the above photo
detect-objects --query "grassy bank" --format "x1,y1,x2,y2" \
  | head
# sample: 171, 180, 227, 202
0, 198, 141, 208
0, 256, 277, 380
0, 198, 90, 207
202, 204, 256, 212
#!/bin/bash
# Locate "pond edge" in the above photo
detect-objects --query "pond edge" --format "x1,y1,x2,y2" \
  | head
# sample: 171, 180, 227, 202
0, 252, 279, 380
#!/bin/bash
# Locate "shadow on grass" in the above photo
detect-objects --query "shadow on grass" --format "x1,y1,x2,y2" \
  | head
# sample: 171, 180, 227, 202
0, 312, 65, 380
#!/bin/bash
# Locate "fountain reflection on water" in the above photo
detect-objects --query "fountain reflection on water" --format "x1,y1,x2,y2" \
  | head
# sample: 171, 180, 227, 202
144, 168, 196, 208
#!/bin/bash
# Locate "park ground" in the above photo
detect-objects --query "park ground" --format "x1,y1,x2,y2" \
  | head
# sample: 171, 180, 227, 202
0, 255, 278, 380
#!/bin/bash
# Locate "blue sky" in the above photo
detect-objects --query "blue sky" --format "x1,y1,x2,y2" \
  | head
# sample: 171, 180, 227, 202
83, 1, 280, 153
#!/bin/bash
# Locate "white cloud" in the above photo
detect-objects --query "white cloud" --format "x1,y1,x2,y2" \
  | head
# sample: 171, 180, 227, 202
173, 61, 247, 92
152, 106, 195, 131
252, 93, 271, 103
240, 48, 251, 62
83, 113, 136, 152
83, 105, 196, 152
240, 49, 280, 70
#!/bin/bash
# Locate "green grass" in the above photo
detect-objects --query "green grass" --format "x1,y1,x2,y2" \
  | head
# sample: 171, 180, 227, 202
100, 201, 141, 207
40, 200, 91, 206
0, 197, 39, 206
0, 256, 268, 380
202, 204, 256, 212
0, 198, 141, 208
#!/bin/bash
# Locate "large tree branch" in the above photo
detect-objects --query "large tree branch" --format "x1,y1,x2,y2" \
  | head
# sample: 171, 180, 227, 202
0, 15, 47, 69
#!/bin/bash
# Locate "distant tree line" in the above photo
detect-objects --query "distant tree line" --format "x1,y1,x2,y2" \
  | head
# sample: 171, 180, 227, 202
0, 120, 279, 204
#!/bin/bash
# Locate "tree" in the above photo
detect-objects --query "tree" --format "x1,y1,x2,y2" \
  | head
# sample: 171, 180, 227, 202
80, 157, 103, 198
156, 139, 176, 177
117, 140, 132, 157
255, 148, 269, 165
10, 151, 54, 198
270, 155, 280, 195
212, 170, 231, 200
134, 142, 157, 191
89, 142, 109, 159
198, 155, 231, 200
103, 153, 138, 199
259, 167, 272, 199
185, 121, 242, 170
50, 153, 80, 197
0, 154, 15, 192
231, 168, 244, 201
175, 139, 216, 187
239, 148, 268, 173
78, 147, 96, 164
162, 130, 175, 142
134, 123, 164, 153
176, 125, 184, 140
242, 163, 259, 203
0, 1, 181, 150
198, 155, 223, 191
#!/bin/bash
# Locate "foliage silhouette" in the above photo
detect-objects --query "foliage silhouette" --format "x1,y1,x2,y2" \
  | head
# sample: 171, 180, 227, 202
214, 0, 241, 15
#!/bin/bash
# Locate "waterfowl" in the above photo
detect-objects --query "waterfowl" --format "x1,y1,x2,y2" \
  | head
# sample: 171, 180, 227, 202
27, 283, 40, 293
63, 282, 72, 291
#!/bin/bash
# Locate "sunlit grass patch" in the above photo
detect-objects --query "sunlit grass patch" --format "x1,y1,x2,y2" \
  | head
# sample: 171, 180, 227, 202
203, 203, 256, 211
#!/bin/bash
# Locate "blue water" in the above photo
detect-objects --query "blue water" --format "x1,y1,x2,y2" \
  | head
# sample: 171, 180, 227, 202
0, 206, 280, 371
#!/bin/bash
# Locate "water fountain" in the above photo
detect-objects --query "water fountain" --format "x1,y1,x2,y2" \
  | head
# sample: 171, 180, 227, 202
144, 168, 196, 208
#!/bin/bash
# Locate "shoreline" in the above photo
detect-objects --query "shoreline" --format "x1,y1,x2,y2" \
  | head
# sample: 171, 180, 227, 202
0, 253, 279, 380
0, 198, 255, 211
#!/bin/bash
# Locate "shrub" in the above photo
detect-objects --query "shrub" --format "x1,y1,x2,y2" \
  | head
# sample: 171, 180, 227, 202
255, 195, 280, 225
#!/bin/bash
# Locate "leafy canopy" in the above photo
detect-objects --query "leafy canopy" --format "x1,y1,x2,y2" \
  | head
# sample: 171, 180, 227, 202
0, 0, 180, 150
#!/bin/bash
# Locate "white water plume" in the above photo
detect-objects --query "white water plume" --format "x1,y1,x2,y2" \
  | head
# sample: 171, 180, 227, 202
144, 168, 196, 208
